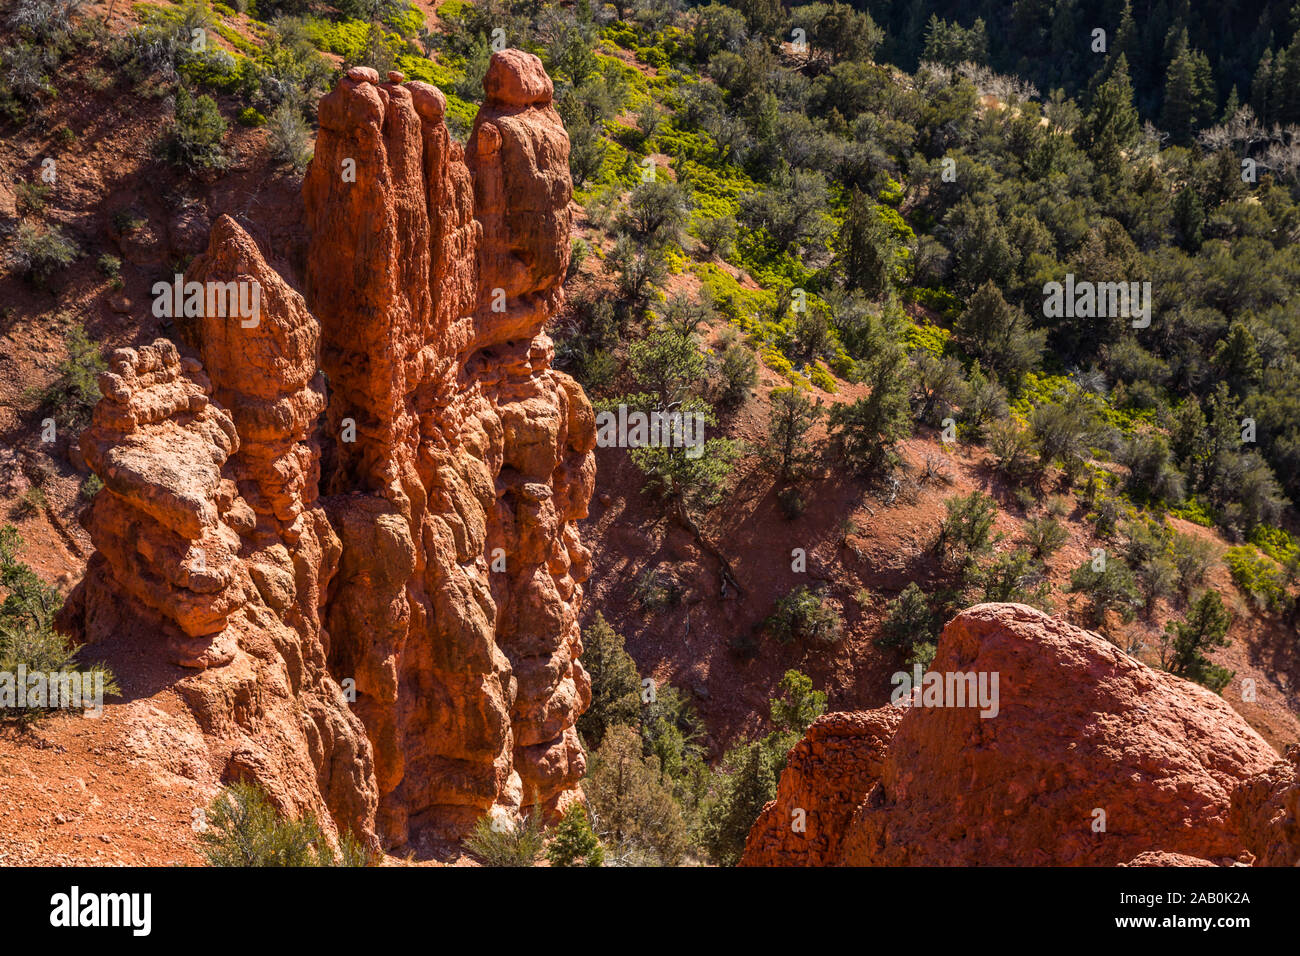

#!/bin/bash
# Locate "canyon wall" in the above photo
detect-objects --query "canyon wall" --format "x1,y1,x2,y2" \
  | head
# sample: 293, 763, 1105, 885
61, 51, 594, 850
742, 603, 1296, 866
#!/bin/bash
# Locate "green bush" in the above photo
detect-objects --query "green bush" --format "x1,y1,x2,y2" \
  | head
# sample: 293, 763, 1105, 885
934, 490, 998, 576
237, 105, 266, 126
30, 324, 105, 427
267, 100, 312, 170
1162, 590, 1234, 693
464, 809, 546, 867
766, 585, 843, 646
0, 525, 119, 725
1023, 514, 1068, 559
7, 221, 78, 284
196, 782, 370, 866
1069, 555, 1142, 625
160, 86, 229, 173
545, 804, 604, 867
634, 568, 681, 611
1224, 545, 1289, 614
877, 582, 938, 668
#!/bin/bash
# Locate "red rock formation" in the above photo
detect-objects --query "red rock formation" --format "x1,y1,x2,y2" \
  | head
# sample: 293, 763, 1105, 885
301, 50, 592, 845
63, 52, 593, 851
67, 219, 378, 846
742, 603, 1282, 866
1230, 746, 1300, 866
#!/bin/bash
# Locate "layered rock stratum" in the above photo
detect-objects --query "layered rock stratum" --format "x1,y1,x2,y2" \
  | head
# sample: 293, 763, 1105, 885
60, 51, 593, 851
742, 603, 1299, 866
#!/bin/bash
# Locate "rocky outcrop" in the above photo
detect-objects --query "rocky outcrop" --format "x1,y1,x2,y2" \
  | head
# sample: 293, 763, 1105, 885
1230, 746, 1300, 866
67, 224, 377, 846
63, 52, 593, 851
301, 52, 592, 846
742, 603, 1283, 866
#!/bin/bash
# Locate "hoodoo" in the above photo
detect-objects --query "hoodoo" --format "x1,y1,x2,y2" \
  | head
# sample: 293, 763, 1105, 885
60, 51, 594, 851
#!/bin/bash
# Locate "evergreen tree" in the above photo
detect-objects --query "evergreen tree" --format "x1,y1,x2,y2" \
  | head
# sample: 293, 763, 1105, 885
764, 386, 824, 481
1077, 53, 1140, 175
576, 613, 642, 749
1163, 590, 1234, 692
829, 343, 913, 475
1162, 46, 1216, 145
585, 726, 689, 865
954, 281, 1045, 390
546, 805, 605, 867
838, 188, 900, 297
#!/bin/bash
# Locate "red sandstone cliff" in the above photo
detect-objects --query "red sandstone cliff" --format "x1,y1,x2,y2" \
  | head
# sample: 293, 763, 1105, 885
59, 51, 593, 852
742, 603, 1297, 866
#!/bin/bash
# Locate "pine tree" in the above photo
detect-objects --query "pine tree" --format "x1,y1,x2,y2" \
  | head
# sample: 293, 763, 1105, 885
954, 281, 1044, 389
546, 804, 605, 867
764, 387, 823, 482
1251, 48, 1277, 125
1164, 590, 1234, 692
1078, 53, 1140, 175
1162, 46, 1216, 145
576, 613, 642, 750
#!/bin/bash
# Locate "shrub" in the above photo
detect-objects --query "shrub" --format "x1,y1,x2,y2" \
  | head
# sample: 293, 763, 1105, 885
877, 582, 938, 668
464, 809, 545, 867
80, 473, 103, 500
618, 180, 691, 248
160, 86, 229, 173
0, 525, 118, 726
768, 669, 827, 738
7, 221, 78, 283
766, 585, 842, 646
634, 568, 681, 611
237, 106, 266, 126
1224, 545, 1289, 614
1162, 590, 1234, 692
696, 213, 736, 258
713, 329, 758, 409
267, 100, 312, 171
763, 386, 822, 481
196, 782, 370, 866
15, 181, 50, 215
1170, 530, 1215, 594
1069, 555, 1142, 625
978, 550, 1051, 609
776, 484, 806, 519
96, 253, 121, 276
17, 486, 46, 516
545, 804, 604, 867
986, 418, 1036, 483
934, 490, 998, 576
584, 725, 689, 866
1023, 514, 1068, 558
30, 324, 105, 427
